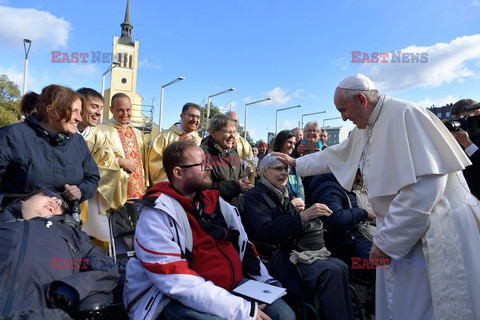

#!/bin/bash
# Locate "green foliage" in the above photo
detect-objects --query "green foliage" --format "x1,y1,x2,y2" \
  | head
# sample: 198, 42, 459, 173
0, 74, 21, 103
0, 105, 19, 127
198, 102, 221, 137
0, 75, 21, 127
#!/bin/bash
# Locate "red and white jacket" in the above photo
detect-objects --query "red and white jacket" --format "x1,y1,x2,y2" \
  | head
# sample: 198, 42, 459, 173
123, 183, 276, 320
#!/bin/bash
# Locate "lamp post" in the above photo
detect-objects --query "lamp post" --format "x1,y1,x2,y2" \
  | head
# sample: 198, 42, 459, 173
101, 61, 120, 98
206, 88, 235, 120
23, 39, 32, 96
159, 77, 184, 134
244, 97, 271, 139
301, 110, 327, 128
323, 117, 342, 129
276, 105, 302, 135
100, 61, 120, 123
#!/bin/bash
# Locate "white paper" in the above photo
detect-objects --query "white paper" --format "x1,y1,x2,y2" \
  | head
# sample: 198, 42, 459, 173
233, 280, 286, 304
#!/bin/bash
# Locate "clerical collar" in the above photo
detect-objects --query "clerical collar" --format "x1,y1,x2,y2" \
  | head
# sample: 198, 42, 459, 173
109, 117, 130, 127
175, 122, 187, 133
367, 94, 386, 128
78, 126, 91, 140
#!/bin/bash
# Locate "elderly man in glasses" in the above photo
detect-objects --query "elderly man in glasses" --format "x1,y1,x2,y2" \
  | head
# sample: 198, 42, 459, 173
0, 189, 119, 317
149, 102, 203, 185
124, 140, 295, 320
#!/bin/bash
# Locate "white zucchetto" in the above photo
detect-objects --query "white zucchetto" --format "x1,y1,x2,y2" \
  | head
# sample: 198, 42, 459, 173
337, 73, 376, 91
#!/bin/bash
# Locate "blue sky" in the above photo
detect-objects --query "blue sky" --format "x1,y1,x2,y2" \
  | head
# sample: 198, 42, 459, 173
1, 0, 480, 142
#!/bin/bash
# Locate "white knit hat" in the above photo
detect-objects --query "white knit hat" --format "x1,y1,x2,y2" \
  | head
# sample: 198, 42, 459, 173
337, 73, 376, 90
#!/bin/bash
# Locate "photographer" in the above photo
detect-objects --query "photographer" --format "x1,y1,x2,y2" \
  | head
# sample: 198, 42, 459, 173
450, 99, 480, 199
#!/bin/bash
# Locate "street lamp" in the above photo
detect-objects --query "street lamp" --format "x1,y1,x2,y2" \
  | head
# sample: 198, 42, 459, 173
323, 117, 342, 129
276, 105, 302, 135
301, 110, 327, 128
159, 77, 184, 134
101, 61, 120, 98
23, 39, 32, 96
206, 88, 235, 120
244, 97, 271, 139
100, 61, 120, 123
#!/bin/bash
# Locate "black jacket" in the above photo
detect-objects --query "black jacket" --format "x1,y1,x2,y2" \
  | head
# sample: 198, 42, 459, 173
0, 114, 99, 204
0, 202, 119, 317
200, 136, 244, 203
464, 149, 480, 200
241, 182, 308, 303
309, 173, 367, 233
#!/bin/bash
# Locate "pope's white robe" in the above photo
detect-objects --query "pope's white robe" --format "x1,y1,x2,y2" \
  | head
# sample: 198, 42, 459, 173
296, 95, 480, 320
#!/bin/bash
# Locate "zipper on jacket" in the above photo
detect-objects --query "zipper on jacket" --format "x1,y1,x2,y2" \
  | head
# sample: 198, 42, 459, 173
3, 220, 30, 315
63, 238, 78, 273
215, 242, 237, 289
143, 291, 161, 320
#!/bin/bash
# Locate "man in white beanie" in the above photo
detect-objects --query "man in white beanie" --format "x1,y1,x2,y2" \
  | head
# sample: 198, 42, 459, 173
274, 73, 480, 320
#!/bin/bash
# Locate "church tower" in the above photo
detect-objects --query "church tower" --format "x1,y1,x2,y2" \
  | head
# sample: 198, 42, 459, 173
102, 0, 143, 121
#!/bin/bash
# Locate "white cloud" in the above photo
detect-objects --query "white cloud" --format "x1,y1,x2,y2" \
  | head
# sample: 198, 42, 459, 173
0, 5, 71, 50
281, 119, 297, 129
69, 63, 100, 76
416, 95, 458, 109
263, 87, 291, 106
332, 56, 349, 71
226, 100, 238, 111
244, 88, 304, 107
138, 56, 162, 71
465, 0, 480, 9
359, 34, 480, 91
292, 89, 305, 98
0, 66, 24, 88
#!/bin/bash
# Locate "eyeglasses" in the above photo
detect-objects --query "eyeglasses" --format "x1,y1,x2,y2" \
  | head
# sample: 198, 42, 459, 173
183, 113, 201, 120
269, 165, 289, 173
43, 189, 66, 205
179, 162, 211, 171
218, 129, 236, 135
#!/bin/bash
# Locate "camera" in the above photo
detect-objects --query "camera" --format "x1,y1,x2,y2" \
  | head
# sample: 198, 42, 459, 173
444, 102, 480, 145
444, 117, 468, 132
444, 115, 480, 145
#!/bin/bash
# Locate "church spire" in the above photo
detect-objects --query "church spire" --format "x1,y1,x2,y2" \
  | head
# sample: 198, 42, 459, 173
119, 0, 134, 45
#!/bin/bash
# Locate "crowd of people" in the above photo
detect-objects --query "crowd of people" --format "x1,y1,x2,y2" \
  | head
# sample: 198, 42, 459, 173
0, 73, 479, 320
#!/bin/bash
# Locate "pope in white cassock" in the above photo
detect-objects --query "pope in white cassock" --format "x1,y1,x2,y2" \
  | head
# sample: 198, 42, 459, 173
275, 73, 480, 320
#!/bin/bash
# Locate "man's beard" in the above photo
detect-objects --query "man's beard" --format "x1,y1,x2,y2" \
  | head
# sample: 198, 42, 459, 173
185, 175, 212, 194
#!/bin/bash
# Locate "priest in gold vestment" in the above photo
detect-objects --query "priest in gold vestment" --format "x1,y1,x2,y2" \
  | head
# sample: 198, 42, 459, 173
148, 102, 202, 184
99, 93, 148, 200
77, 88, 129, 243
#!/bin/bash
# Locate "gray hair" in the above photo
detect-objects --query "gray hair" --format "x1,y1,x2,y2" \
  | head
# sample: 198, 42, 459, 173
303, 121, 319, 132
207, 113, 236, 134
259, 153, 282, 172
337, 88, 380, 102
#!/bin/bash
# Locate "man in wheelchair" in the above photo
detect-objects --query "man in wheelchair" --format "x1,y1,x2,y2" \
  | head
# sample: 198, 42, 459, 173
0, 189, 120, 318
123, 140, 295, 320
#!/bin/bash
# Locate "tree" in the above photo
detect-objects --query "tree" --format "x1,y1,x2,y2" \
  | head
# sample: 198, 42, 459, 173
198, 102, 222, 137
236, 124, 254, 145
0, 74, 21, 127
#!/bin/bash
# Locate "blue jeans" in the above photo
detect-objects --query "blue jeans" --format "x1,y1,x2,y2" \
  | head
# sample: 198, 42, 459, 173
162, 279, 295, 320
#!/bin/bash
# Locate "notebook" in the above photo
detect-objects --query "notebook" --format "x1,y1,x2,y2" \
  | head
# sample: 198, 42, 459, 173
233, 280, 287, 304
